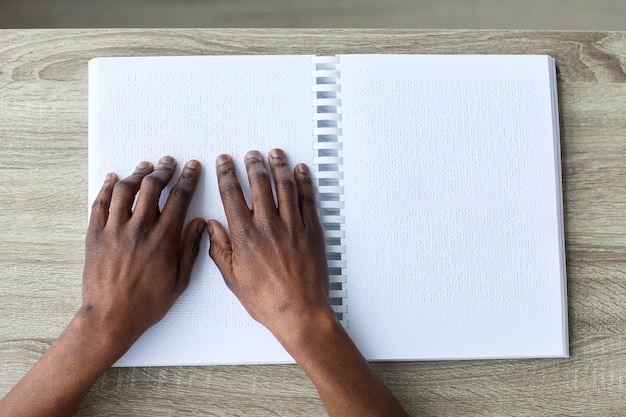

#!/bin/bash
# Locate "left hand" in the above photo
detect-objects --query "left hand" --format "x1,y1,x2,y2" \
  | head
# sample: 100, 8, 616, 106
80, 156, 206, 355
0, 157, 206, 417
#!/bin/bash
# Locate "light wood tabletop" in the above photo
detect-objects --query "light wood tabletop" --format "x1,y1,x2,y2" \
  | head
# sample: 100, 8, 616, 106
1, 29, 625, 416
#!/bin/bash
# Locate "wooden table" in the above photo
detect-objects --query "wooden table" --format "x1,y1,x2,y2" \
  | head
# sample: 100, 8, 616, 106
1, 29, 625, 416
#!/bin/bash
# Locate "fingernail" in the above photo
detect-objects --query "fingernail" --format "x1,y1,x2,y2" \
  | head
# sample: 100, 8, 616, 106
160, 156, 174, 164
207, 222, 213, 235
105, 172, 112, 181
186, 160, 200, 169
136, 161, 151, 170
246, 150, 263, 161
297, 164, 309, 174
216, 154, 230, 165
270, 149, 284, 158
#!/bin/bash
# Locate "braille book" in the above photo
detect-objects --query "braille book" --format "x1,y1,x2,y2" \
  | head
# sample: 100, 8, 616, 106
88, 54, 568, 366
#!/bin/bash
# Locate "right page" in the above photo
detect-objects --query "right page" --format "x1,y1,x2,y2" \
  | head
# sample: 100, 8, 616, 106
339, 54, 567, 360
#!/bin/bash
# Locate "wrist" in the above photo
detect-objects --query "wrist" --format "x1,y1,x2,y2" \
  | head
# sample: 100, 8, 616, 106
275, 308, 344, 360
66, 310, 130, 367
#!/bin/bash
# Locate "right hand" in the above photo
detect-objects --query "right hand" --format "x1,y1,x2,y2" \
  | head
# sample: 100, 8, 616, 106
207, 149, 333, 343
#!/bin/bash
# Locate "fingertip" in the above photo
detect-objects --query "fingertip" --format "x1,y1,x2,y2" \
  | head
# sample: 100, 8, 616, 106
185, 159, 201, 170
135, 160, 154, 173
206, 220, 230, 244
244, 150, 263, 161
268, 148, 286, 159
189, 217, 206, 235
159, 155, 176, 165
295, 163, 310, 175
182, 159, 202, 181
101, 172, 118, 191
206, 219, 221, 238
90, 173, 119, 230
216, 154, 231, 166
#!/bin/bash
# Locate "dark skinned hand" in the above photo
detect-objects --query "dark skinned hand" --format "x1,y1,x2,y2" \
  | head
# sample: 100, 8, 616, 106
207, 149, 333, 345
82, 156, 206, 355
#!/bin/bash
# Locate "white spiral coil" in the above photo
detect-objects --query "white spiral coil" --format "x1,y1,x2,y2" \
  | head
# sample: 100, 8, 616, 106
311, 56, 347, 328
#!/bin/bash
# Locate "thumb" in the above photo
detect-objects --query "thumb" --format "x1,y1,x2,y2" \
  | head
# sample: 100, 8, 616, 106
207, 219, 235, 284
176, 217, 206, 294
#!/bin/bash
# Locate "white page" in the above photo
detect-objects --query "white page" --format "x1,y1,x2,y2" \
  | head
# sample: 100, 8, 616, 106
339, 55, 567, 360
89, 55, 316, 365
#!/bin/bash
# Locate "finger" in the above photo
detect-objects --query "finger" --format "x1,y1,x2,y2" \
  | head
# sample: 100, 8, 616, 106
294, 163, 322, 231
268, 148, 300, 226
216, 154, 251, 230
88, 172, 118, 232
244, 150, 278, 220
175, 217, 206, 295
160, 160, 202, 234
108, 161, 154, 226
207, 220, 235, 288
133, 156, 177, 222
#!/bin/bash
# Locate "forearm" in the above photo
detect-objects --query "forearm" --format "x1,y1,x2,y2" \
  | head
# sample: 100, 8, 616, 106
0, 314, 120, 417
280, 312, 409, 417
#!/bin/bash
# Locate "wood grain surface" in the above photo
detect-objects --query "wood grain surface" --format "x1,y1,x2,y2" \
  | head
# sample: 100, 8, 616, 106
3, 0, 626, 30
1, 29, 626, 416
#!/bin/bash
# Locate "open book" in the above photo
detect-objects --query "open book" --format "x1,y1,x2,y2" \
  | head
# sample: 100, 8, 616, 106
88, 54, 568, 366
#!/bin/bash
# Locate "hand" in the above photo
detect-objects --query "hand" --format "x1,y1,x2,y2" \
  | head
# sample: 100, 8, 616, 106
207, 149, 409, 417
81, 156, 206, 354
0, 157, 206, 417
207, 149, 333, 344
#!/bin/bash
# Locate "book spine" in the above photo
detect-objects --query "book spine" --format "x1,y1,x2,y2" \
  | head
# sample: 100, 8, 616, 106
312, 56, 347, 328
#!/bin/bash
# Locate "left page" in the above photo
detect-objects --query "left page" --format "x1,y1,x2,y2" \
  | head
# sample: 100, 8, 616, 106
89, 55, 315, 365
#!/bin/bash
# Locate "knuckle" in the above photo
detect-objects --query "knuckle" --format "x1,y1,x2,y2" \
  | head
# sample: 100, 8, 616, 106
169, 185, 191, 202
100, 180, 114, 193
276, 178, 296, 191
271, 158, 288, 168
245, 154, 264, 167
252, 191, 275, 209
220, 182, 242, 199
86, 229, 104, 246
234, 226, 253, 242
208, 245, 233, 280
91, 197, 110, 212
299, 174, 314, 188
188, 238, 201, 257
142, 174, 164, 189
113, 179, 136, 194
208, 242, 221, 259
299, 193, 316, 207
157, 165, 174, 175
248, 170, 270, 185
130, 223, 148, 242
256, 220, 281, 241
181, 170, 198, 183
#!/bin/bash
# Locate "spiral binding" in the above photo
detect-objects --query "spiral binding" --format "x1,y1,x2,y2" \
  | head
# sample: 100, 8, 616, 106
312, 56, 347, 328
